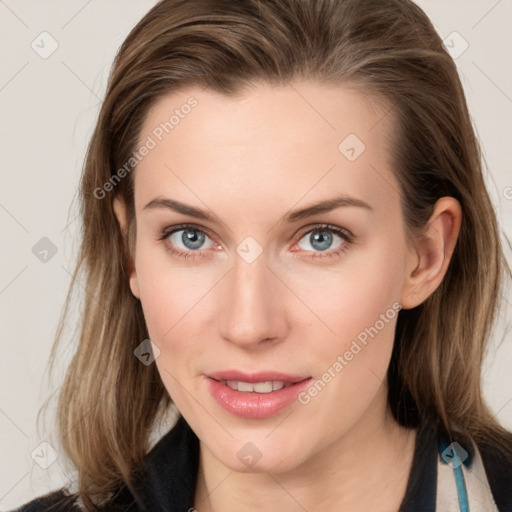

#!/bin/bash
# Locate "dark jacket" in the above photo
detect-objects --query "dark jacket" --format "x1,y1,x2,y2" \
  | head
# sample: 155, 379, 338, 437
11, 415, 512, 511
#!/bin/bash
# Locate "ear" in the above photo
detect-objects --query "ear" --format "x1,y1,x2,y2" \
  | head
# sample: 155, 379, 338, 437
400, 196, 462, 310
113, 196, 140, 300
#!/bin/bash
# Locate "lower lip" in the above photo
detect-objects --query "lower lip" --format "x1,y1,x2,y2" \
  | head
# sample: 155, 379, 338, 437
206, 377, 312, 419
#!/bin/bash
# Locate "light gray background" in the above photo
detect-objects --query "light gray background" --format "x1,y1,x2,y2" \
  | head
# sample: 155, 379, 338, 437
1, 0, 511, 508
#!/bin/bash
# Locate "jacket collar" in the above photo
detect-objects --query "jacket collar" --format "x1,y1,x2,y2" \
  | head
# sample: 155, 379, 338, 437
130, 414, 200, 511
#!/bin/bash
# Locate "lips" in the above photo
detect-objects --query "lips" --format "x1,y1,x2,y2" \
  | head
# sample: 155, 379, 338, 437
205, 370, 312, 419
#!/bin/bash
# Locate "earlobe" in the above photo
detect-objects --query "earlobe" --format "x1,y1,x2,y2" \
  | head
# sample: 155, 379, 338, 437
400, 197, 462, 310
113, 196, 140, 300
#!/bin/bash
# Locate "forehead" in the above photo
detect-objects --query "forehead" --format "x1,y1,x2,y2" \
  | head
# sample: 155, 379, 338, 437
133, 81, 399, 217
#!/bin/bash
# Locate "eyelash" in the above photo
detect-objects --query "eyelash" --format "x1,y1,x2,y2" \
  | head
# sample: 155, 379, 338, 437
158, 223, 354, 261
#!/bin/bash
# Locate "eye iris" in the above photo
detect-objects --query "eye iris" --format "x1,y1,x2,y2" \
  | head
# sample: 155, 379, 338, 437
182, 229, 204, 250
310, 230, 332, 251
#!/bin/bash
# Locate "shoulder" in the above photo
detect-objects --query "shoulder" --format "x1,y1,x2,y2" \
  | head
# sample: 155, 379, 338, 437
10, 487, 136, 512
474, 430, 512, 511
9, 416, 197, 512
9, 489, 81, 512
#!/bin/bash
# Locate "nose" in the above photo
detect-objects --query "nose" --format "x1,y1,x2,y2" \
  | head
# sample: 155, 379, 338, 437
218, 250, 287, 349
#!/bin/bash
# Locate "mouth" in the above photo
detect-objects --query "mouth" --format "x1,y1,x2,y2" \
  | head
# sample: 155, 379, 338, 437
215, 379, 296, 393
205, 371, 312, 419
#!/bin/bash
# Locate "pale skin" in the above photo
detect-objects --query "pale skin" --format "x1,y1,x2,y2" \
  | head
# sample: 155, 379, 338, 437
114, 81, 462, 511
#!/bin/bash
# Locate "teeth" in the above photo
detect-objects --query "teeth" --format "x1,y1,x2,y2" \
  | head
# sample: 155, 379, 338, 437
223, 380, 293, 393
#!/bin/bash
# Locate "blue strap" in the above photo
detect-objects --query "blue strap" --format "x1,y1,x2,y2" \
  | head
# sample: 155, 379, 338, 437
438, 438, 471, 511
453, 457, 470, 512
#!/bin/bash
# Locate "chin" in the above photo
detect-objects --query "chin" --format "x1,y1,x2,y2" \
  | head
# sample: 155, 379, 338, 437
208, 436, 306, 475
227, 452, 300, 474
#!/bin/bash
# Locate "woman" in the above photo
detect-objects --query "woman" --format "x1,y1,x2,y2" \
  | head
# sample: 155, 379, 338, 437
13, 0, 512, 510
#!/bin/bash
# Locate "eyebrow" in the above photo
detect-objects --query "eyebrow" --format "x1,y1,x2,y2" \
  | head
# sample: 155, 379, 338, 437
142, 195, 373, 223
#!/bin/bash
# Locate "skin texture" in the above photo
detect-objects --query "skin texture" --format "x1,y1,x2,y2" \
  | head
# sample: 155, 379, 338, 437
114, 81, 462, 511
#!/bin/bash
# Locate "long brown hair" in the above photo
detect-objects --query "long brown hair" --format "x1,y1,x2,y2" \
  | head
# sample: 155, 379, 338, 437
43, 0, 511, 508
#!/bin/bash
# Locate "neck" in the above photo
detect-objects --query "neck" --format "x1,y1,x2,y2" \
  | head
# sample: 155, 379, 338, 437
193, 385, 417, 512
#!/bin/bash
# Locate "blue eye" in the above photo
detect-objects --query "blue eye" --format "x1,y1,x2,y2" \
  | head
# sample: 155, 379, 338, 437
160, 225, 214, 259
294, 225, 352, 260
298, 229, 341, 252
170, 228, 211, 251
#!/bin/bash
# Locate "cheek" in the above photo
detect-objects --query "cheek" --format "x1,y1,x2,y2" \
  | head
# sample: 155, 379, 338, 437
287, 231, 406, 346
134, 248, 219, 368
333, 257, 404, 347
291, 236, 406, 406
136, 265, 211, 409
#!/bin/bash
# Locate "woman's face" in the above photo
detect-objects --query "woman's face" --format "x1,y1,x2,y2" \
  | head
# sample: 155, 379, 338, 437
115, 81, 421, 473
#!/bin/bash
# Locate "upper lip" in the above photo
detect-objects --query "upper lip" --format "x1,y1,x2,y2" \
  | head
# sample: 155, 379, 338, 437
207, 370, 311, 384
